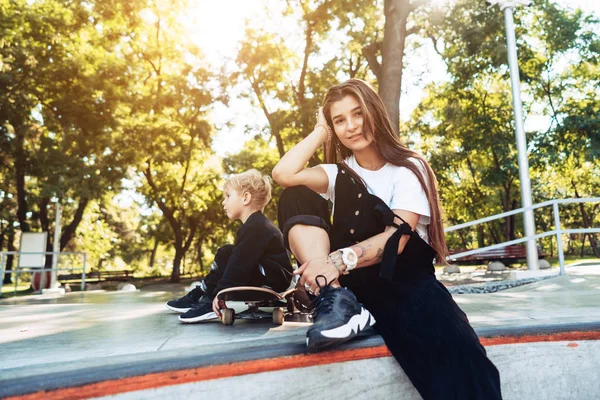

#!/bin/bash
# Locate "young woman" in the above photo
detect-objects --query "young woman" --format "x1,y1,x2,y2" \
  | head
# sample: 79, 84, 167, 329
272, 79, 501, 399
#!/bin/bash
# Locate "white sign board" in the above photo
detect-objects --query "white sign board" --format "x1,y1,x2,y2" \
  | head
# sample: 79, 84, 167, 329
18, 232, 48, 268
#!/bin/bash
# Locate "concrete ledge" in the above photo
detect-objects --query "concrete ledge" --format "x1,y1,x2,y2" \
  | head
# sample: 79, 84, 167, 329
2, 322, 600, 399
108, 340, 600, 400
509, 269, 558, 280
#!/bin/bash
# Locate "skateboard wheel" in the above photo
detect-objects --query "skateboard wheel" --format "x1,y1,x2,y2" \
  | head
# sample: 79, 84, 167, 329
222, 308, 235, 325
273, 307, 284, 325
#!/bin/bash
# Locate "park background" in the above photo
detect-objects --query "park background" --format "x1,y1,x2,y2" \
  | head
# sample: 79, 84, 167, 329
1, 0, 598, 287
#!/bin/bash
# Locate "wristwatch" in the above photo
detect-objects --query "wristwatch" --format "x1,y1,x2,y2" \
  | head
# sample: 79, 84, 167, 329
340, 248, 358, 272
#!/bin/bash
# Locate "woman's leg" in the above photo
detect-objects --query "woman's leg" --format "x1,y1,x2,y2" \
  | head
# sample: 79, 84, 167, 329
287, 225, 340, 289
288, 225, 330, 265
278, 186, 374, 352
278, 186, 338, 288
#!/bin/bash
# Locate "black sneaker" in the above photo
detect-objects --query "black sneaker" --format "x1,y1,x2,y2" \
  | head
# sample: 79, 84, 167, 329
306, 276, 375, 353
178, 295, 219, 323
166, 285, 205, 313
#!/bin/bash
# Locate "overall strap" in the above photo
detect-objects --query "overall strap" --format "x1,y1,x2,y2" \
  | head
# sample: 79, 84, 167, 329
380, 212, 414, 281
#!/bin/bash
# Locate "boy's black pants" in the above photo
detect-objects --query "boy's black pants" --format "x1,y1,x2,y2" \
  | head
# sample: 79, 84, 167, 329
202, 245, 289, 298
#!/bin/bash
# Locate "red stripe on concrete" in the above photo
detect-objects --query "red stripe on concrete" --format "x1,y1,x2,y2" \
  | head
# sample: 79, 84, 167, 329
480, 330, 600, 346
6, 347, 391, 400
7, 331, 600, 400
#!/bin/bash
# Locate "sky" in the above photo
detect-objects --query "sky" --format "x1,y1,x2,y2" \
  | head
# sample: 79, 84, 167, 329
180, 0, 599, 157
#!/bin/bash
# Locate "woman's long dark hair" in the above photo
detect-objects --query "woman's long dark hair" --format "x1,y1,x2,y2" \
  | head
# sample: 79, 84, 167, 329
322, 79, 448, 264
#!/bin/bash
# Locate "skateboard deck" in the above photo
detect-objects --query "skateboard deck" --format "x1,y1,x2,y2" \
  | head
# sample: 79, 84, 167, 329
215, 286, 311, 325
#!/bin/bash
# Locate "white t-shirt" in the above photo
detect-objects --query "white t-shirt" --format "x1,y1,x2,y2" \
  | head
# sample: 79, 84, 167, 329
319, 155, 431, 242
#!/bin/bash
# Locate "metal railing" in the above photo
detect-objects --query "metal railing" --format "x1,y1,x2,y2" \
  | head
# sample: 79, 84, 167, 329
444, 197, 600, 275
0, 251, 87, 297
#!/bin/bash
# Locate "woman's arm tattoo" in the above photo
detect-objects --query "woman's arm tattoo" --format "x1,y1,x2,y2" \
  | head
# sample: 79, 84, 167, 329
363, 247, 384, 263
355, 243, 371, 259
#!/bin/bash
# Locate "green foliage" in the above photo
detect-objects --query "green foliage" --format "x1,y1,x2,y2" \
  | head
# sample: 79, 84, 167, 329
412, 0, 600, 253
1, 0, 599, 279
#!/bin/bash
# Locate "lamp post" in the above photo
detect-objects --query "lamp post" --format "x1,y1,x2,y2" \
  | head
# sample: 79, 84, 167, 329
488, 0, 538, 271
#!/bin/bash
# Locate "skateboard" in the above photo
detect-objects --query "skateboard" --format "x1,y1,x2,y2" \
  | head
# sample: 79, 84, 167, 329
215, 286, 311, 325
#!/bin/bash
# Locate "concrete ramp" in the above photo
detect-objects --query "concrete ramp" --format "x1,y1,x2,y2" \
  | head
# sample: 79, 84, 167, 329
1, 271, 600, 399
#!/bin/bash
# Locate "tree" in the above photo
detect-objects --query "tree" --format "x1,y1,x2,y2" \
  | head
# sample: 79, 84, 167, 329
106, 0, 226, 282
0, 0, 140, 258
231, 1, 363, 166
411, 0, 599, 251
361, 0, 429, 132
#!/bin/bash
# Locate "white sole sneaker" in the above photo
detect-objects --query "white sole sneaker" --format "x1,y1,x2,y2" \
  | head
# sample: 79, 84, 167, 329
166, 304, 191, 313
178, 311, 218, 324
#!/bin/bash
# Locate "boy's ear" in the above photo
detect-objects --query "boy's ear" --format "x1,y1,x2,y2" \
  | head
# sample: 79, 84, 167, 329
242, 191, 252, 205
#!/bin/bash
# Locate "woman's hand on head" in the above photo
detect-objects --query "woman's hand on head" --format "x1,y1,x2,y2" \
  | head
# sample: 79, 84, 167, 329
314, 107, 332, 144
295, 257, 339, 296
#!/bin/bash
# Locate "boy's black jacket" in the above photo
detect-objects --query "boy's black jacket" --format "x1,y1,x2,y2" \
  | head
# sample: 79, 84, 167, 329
215, 211, 293, 293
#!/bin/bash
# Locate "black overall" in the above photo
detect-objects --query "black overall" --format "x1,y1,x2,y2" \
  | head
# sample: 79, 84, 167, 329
278, 165, 502, 400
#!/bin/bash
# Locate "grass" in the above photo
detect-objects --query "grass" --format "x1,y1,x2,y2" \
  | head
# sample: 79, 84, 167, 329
1, 282, 34, 298
545, 255, 599, 267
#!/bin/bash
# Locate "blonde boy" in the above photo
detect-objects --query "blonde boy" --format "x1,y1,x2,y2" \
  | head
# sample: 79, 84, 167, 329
166, 169, 293, 323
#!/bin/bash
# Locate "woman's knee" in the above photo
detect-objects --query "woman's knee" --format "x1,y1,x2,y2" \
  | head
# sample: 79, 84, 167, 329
278, 185, 315, 208
277, 185, 331, 250
278, 186, 329, 222
282, 216, 330, 250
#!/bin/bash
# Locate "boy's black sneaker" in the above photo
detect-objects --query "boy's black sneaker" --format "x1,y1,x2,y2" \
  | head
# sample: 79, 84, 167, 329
178, 295, 219, 323
306, 276, 376, 353
166, 285, 205, 313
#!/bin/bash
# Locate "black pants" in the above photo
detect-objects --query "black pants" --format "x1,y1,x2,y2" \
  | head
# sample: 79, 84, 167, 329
202, 245, 286, 298
277, 185, 331, 251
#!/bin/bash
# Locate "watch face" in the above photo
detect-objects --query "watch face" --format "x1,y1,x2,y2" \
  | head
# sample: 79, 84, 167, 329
343, 249, 358, 266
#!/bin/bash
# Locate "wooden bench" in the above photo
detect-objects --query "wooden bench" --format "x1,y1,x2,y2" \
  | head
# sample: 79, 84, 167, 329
449, 244, 546, 265
58, 270, 132, 283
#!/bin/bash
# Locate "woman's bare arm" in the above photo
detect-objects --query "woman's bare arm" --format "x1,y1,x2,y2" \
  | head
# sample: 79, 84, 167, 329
272, 110, 330, 193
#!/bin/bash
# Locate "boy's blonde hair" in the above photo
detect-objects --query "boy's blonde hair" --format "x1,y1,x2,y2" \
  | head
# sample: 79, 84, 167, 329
224, 169, 272, 210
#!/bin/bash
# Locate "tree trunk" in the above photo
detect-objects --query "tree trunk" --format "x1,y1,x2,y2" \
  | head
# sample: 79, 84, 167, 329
567, 234, 573, 255
251, 79, 286, 159
4, 227, 15, 284
14, 124, 30, 232
490, 225, 502, 244
476, 225, 485, 247
509, 199, 517, 240
500, 189, 511, 242
60, 198, 89, 251
296, 22, 321, 167
39, 197, 53, 269
363, 0, 421, 134
171, 247, 183, 283
457, 230, 469, 249
149, 238, 159, 269
379, 0, 411, 133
